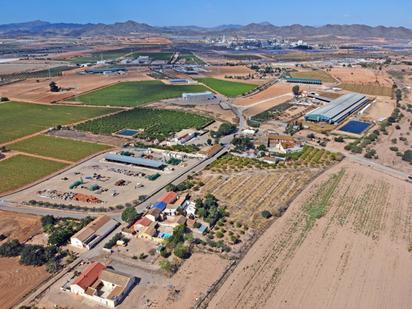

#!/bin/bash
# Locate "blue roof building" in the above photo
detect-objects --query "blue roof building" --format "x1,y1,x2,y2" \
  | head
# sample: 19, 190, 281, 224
198, 224, 208, 234
152, 201, 167, 212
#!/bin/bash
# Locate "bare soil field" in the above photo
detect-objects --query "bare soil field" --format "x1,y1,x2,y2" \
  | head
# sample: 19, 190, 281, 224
0, 67, 151, 103
0, 211, 48, 309
331, 67, 393, 86
244, 94, 293, 118
362, 97, 395, 121
0, 210, 42, 242
132, 253, 229, 309
209, 162, 412, 309
0, 257, 49, 309
234, 82, 294, 107
373, 115, 412, 174
0, 60, 67, 75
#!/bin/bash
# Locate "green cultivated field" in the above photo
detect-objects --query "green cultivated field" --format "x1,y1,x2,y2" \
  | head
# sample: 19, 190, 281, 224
196, 77, 257, 97
70, 80, 210, 107
9, 135, 111, 162
0, 102, 118, 144
76, 108, 213, 141
0, 155, 67, 194
340, 83, 393, 97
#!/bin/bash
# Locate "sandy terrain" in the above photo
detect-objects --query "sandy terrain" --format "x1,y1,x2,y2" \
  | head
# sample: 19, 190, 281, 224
0, 210, 42, 242
331, 67, 393, 86
362, 96, 395, 121
0, 67, 151, 103
134, 253, 229, 309
0, 257, 49, 309
209, 161, 412, 309
373, 115, 412, 174
0, 60, 68, 75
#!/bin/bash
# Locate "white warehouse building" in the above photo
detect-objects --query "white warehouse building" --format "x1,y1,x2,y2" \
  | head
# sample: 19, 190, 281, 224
182, 91, 214, 103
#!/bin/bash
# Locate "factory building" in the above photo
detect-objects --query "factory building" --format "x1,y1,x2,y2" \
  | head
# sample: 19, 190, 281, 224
304, 93, 369, 124
182, 91, 214, 103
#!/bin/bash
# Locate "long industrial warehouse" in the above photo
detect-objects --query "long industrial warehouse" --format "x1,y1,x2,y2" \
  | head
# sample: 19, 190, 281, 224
304, 92, 369, 124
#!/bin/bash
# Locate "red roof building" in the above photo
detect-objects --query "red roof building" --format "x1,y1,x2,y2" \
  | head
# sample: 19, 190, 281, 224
73, 262, 106, 291
159, 191, 178, 204
133, 217, 153, 232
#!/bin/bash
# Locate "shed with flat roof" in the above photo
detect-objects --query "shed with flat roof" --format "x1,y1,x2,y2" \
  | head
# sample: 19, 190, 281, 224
105, 153, 164, 170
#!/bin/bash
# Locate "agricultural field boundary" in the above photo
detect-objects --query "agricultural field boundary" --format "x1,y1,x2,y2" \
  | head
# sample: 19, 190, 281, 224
0, 107, 124, 148
61, 80, 132, 104
0, 148, 111, 199
193, 163, 336, 309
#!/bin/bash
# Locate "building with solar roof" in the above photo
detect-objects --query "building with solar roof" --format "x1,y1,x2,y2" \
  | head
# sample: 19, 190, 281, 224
304, 93, 369, 124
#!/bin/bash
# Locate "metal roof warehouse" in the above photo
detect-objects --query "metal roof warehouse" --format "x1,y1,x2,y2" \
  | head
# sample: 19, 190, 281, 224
105, 153, 164, 169
286, 77, 322, 85
304, 93, 369, 124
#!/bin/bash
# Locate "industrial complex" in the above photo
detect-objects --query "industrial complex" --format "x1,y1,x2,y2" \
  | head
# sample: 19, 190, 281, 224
304, 92, 369, 124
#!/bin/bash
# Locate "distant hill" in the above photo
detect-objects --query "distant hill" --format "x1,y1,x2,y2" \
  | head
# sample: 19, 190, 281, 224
1, 20, 412, 40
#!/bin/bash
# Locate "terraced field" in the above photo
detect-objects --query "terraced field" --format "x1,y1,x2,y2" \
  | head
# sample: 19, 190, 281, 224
209, 162, 412, 309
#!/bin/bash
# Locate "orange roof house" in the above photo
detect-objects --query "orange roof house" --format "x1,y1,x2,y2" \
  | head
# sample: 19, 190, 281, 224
159, 191, 178, 204
73, 262, 106, 291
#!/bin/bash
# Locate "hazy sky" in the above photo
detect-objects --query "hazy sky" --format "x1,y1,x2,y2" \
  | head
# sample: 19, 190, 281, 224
1, 0, 412, 27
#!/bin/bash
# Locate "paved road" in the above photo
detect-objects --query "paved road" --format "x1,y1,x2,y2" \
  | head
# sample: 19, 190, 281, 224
0, 145, 229, 219
0, 200, 93, 219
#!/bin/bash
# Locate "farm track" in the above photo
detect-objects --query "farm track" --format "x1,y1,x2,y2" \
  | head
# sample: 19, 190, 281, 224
13, 151, 74, 165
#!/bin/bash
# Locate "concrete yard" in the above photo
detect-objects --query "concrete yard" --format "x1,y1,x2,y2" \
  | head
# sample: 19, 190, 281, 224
5, 150, 205, 209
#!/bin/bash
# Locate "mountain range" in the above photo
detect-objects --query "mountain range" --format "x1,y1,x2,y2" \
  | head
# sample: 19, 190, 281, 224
1, 20, 412, 40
